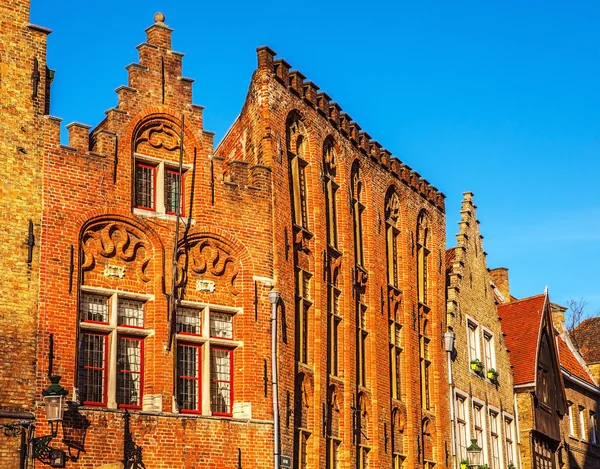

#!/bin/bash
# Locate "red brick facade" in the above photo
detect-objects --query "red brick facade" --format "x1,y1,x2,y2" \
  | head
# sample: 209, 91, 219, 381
1, 7, 452, 469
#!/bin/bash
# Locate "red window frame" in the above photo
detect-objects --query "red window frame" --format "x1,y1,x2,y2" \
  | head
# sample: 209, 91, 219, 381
116, 299, 145, 329
116, 336, 144, 410
178, 343, 203, 414
80, 332, 108, 407
165, 168, 185, 216
79, 293, 110, 326
210, 347, 234, 417
135, 161, 157, 211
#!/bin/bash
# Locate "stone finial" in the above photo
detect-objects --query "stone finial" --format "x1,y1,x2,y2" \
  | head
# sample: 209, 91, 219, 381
154, 12, 166, 24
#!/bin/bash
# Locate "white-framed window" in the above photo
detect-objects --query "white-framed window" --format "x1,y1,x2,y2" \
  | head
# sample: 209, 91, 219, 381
482, 328, 495, 372
455, 392, 469, 461
467, 318, 481, 364
489, 410, 501, 469
568, 402, 575, 437
78, 287, 152, 409
504, 415, 517, 465
134, 153, 189, 217
472, 400, 486, 463
579, 406, 587, 441
175, 302, 241, 416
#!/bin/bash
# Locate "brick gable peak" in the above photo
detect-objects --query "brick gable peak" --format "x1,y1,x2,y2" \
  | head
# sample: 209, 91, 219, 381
254, 46, 446, 213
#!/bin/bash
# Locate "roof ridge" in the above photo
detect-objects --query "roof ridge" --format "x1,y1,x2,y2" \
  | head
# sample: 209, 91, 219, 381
498, 293, 545, 306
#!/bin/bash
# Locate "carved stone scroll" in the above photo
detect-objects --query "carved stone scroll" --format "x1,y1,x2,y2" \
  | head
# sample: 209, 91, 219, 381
135, 121, 181, 155
177, 236, 240, 296
81, 221, 152, 283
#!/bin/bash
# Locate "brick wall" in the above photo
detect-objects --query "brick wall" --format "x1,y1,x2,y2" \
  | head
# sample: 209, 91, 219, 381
447, 193, 520, 469
218, 46, 450, 469
0, 1, 50, 466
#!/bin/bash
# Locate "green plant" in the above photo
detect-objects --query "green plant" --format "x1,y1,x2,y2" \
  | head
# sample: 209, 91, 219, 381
470, 359, 483, 372
487, 368, 498, 380
460, 459, 470, 469
479, 465, 489, 469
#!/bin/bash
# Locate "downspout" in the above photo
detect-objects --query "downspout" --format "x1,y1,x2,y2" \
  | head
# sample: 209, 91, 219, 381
269, 290, 281, 469
513, 391, 522, 467
444, 331, 457, 468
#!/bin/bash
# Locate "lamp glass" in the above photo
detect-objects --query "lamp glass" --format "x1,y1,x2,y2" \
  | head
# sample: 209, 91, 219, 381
467, 438, 482, 466
44, 394, 64, 422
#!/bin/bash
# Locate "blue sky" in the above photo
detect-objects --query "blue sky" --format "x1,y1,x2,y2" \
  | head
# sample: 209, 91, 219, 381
31, 0, 600, 318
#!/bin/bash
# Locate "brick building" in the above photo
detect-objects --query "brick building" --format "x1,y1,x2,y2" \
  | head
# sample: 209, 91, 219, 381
572, 318, 600, 385
446, 193, 520, 469
553, 309, 600, 468
0, 0, 51, 464
1, 5, 452, 469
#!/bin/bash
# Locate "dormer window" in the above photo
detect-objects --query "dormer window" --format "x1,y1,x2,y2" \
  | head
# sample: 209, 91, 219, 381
134, 155, 186, 217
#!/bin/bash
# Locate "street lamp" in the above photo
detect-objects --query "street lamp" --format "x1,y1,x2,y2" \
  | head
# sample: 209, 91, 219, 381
466, 438, 482, 467
42, 375, 68, 437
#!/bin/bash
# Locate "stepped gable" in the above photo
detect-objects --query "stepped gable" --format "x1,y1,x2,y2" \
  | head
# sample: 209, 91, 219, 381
572, 317, 600, 364
498, 294, 546, 385
446, 192, 490, 315
557, 336, 596, 386
46, 13, 211, 158
256, 46, 445, 213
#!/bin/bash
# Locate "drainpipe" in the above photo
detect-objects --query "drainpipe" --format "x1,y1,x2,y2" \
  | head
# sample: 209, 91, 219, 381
268, 290, 281, 469
444, 331, 457, 468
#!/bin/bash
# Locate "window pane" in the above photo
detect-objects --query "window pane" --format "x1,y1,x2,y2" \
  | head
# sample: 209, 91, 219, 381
118, 299, 144, 327
210, 312, 233, 339
210, 348, 232, 414
135, 163, 155, 209
117, 338, 142, 407
165, 170, 182, 214
79, 333, 106, 404
80, 294, 109, 323
178, 344, 200, 411
177, 307, 201, 335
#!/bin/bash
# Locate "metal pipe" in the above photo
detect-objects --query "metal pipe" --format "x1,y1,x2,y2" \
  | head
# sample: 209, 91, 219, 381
447, 350, 457, 468
268, 290, 281, 469
0, 411, 34, 420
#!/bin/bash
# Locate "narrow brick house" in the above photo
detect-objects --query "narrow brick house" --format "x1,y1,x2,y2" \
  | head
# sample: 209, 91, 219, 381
446, 193, 520, 469
0, 6, 453, 469
0, 1, 51, 466
572, 318, 600, 386
553, 308, 600, 467
497, 288, 567, 469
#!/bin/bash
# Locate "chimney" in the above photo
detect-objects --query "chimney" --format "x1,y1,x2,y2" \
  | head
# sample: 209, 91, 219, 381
550, 303, 568, 332
489, 267, 510, 303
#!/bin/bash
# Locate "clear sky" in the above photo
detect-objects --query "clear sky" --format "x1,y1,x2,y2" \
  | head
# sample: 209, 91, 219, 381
30, 0, 600, 318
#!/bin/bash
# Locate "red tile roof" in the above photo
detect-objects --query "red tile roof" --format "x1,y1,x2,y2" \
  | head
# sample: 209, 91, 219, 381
572, 317, 600, 363
498, 294, 546, 385
557, 336, 596, 386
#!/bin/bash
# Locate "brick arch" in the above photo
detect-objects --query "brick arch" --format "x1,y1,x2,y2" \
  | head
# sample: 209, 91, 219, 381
175, 227, 254, 304
122, 107, 204, 158
285, 109, 310, 156
385, 184, 402, 226
416, 208, 430, 246
78, 212, 165, 289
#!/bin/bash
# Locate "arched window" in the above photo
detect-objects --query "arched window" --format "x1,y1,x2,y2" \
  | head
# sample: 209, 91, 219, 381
422, 418, 435, 468
385, 187, 401, 288
420, 319, 431, 410
416, 211, 430, 306
351, 162, 365, 267
326, 386, 341, 469
386, 187, 403, 401
323, 138, 338, 248
294, 373, 311, 469
287, 113, 309, 230
357, 393, 370, 469
391, 408, 406, 469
